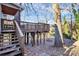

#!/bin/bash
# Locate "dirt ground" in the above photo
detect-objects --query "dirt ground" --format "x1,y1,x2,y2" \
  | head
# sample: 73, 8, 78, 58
24, 38, 75, 56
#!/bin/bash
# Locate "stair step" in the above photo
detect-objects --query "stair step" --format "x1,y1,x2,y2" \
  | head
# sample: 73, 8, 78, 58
13, 43, 20, 47
0, 46, 21, 56
0, 43, 20, 51
0, 48, 16, 55
6, 51, 21, 56
0, 44, 14, 50
4, 47, 21, 56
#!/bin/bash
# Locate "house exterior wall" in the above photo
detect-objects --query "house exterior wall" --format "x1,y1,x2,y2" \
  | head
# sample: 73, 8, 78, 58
0, 3, 23, 33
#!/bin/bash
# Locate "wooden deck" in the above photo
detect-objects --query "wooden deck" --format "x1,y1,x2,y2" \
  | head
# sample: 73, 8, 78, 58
0, 3, 50, 56
20, 21, 50, 33
1, 19, 50, 33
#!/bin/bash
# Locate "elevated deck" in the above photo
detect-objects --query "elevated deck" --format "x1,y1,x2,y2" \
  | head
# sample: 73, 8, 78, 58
20, 21, 50, 33
0, 3, 50, 56
1, 19, 50, 33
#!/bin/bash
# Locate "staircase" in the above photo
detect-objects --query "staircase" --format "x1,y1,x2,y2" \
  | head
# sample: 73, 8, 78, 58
0, 44, 21, 56
0, 32, 22, 56
0, 20, 24, 56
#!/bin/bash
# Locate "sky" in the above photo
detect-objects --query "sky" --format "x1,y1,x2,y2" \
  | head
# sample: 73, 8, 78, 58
21, 3, 75, 25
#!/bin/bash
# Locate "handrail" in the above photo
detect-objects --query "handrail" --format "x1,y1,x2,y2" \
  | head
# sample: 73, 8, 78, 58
14, 20, 23, 37
14, 20, 26, 56
16, 20, 49, 25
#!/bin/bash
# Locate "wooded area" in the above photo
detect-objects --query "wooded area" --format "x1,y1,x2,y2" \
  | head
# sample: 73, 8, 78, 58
0, 3, 79, 56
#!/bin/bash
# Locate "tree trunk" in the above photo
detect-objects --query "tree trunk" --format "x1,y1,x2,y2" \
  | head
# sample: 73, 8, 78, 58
53, 4, 64, 47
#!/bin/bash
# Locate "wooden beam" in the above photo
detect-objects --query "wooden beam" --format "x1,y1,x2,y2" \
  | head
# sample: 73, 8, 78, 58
0, 4, 2, 34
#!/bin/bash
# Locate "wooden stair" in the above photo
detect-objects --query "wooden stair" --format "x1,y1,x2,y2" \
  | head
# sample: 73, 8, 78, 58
0, 42, 22, 56
6, 50, 21, 56
0, 33, 22, 56
0, 20, 26, 56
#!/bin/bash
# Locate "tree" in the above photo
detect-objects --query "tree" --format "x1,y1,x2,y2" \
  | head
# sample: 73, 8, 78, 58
64, 3, 79, 56
53, 4, 64, 47
71, 4, 79, 40
62, 16, 71, 39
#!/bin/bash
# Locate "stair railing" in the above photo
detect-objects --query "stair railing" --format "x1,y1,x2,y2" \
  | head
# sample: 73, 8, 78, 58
14, 20, 26, 56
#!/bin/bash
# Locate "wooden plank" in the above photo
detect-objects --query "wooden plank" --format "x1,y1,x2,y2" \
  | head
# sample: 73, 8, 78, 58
0, 43, 20, 51
0, 44, 13, 50
0, 48, 15, 55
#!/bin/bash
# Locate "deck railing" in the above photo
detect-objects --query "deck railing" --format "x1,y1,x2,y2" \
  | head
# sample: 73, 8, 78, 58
19, 21, 50, 32
1, 19, 50, 33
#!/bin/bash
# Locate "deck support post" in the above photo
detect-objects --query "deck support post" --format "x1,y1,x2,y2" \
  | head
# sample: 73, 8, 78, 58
24, 33, 26, 44
31, 32, 35, 46
37, 32, 39, 45
43, 32, 46, 44
39, 32, 41, 44
46, 32, 48, 40
26, 33, 29, 45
